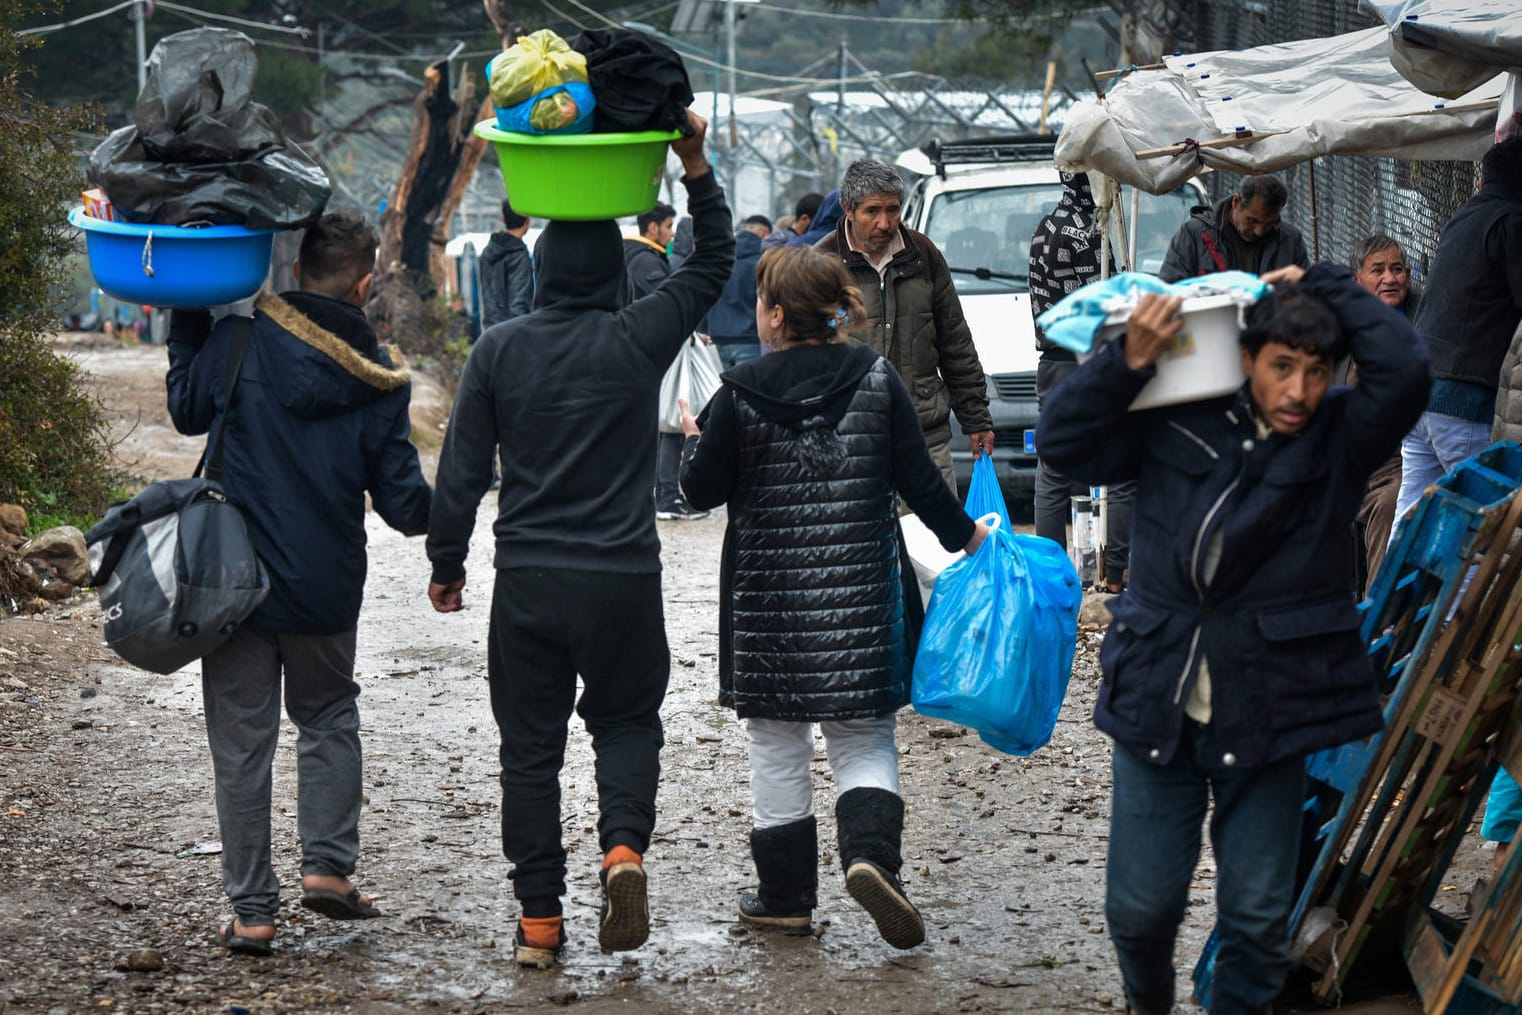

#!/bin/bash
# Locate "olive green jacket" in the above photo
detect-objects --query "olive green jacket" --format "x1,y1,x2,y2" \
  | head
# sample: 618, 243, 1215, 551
817, 221, 992, 445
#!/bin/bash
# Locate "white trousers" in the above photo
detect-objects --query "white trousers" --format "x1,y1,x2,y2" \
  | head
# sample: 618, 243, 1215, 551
746, 715, 900, 829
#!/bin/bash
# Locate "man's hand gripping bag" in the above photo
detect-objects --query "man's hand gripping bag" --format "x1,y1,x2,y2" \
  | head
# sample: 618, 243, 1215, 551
912, 457, 1082, 754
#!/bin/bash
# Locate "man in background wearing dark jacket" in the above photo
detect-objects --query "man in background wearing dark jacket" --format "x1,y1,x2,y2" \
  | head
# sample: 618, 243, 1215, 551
764, 191, 822, 250
1394, 138, 1522, 523
817, 160, 992, 490
478, 199, 533, 331
425, 111, 734, 969
1349, 233, 1419, 592
167, 212, 432, 955
706, 214, 770, 368
1029, 171, 1134, 593
1037, 263, 1429, 1014
625, 202, 676, 297
623, 202, 705, 519
1159, 175, 1309, 282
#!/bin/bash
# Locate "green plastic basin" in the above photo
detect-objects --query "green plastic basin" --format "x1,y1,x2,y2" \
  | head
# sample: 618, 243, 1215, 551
475, 121, 682, 221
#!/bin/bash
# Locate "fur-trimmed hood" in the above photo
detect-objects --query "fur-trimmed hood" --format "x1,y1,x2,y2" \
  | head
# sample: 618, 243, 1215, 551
254, 290, 409, 419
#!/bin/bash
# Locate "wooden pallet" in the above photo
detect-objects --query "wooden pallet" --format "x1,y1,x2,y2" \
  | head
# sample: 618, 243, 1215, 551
1405, 788, 1522, 1015
1192, 442, 1522, 1010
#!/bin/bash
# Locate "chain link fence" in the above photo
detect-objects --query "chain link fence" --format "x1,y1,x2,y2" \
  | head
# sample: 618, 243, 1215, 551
1173, 0, 1482, 282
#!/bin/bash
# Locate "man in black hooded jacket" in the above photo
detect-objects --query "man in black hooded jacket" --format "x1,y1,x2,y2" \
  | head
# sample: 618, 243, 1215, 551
478, 199, 533, 330
425, 111, 734, 968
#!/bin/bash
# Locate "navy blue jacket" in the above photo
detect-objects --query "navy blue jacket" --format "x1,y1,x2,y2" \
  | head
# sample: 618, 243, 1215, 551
705, 228, 762, 343
791, 189, 843, 248
167, 292, 432, 633
1035, 263, 1430, 768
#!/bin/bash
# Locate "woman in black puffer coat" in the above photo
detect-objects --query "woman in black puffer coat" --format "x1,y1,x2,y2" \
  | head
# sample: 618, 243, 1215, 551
678, 245, 986, 949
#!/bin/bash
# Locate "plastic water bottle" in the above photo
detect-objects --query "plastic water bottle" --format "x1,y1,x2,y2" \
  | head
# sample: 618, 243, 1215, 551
1070, 494, 1098, 586
1090, 485, 1107, 564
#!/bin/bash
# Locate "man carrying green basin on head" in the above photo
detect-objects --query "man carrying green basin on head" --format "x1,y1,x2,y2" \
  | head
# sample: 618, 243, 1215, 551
425, 109, 734, 969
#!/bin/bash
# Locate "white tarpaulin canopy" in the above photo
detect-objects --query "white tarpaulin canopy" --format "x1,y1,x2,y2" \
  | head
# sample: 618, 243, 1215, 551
1054, 25, 1506, 194
1362, 0, 1522, 97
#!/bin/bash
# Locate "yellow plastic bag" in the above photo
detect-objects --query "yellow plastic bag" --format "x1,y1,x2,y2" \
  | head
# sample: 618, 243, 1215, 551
489, 29, 588, 108
529, 88, 584, 132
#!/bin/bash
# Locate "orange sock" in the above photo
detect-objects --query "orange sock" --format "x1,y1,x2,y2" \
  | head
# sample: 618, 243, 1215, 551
519, 915, 562, 949
602, 845, 642, 870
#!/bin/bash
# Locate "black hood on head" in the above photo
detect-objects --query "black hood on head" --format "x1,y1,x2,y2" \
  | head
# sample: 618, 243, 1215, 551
534, 219, 625, 311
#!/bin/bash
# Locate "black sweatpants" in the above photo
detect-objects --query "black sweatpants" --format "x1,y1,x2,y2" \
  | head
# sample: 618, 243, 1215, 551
488, 567, 670, 914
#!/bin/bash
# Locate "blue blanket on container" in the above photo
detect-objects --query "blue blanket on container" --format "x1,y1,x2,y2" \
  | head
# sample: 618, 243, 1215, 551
1036, 270, 1268, 355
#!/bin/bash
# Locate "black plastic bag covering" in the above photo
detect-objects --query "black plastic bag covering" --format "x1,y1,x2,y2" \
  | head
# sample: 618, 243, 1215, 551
88, 27, 330, 229
571, 29, 695, 135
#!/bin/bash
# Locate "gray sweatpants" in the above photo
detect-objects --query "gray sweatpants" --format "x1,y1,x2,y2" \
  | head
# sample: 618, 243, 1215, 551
201, 625, 361, 926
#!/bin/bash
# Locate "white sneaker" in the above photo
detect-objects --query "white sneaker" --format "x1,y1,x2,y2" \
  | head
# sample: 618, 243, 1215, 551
657, 504, 709, 521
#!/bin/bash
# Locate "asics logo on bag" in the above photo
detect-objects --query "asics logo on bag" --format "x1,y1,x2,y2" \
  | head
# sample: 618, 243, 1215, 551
102, 602, 124, 622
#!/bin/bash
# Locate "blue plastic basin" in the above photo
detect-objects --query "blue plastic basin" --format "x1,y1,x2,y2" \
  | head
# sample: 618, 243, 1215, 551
69, 206, 277, 307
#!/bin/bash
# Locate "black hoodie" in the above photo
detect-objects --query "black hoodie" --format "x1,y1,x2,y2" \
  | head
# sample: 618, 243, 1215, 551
427, 172, 735, 580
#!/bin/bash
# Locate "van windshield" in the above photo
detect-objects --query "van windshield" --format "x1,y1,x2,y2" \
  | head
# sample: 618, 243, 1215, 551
925, 184, 1057, 295
924, 181, 1203, 294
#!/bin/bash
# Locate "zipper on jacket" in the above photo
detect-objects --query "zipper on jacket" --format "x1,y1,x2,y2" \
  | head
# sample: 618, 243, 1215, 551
1174, 474, 1239, 705
1167, 420, 1220, 460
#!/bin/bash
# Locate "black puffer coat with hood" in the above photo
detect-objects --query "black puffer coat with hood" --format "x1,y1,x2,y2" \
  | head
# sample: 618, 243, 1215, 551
679, 342, 974, 720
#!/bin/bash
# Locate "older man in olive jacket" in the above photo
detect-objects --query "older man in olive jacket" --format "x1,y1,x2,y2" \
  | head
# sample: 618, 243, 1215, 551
817, 159, 992, 490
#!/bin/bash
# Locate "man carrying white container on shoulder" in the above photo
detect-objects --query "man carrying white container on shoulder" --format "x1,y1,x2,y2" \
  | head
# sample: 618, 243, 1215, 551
1034, 262, 1430, 1014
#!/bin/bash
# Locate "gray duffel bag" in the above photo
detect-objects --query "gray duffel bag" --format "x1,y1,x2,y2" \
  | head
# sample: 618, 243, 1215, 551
86, 477, 268, 674
85, 315, 267, 674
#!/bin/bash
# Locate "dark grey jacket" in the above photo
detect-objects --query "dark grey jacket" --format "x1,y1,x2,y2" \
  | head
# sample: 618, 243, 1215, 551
426, 172, 734, 582
1158, 196, 1309, 283
1414, 182, 1522, 393
478, 231, 533, 329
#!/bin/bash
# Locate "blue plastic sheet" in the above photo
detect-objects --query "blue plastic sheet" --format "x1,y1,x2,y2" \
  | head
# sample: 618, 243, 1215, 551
493, 83, 595, 135
911, 458, 1082, 755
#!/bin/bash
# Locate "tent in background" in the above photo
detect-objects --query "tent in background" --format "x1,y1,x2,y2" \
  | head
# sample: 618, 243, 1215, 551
1054, 25, 1505, 195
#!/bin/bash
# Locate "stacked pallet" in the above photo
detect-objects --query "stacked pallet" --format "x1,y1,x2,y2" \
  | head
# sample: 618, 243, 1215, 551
1193, 441, 1522, 1013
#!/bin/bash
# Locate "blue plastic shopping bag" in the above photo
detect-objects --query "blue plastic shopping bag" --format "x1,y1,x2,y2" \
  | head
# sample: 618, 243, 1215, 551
963, 455, 1009, 529
911, 473, 1082, 754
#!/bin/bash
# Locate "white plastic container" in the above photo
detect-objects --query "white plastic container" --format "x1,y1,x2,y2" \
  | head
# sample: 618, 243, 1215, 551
899, 512, 961, 613
1085, 292, 1248, 411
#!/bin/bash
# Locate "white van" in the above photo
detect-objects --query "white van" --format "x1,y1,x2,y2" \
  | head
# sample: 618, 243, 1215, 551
897, 136, 1203, 503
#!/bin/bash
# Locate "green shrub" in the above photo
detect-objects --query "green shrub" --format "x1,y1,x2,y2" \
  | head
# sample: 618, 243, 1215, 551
0, 2, 114, 526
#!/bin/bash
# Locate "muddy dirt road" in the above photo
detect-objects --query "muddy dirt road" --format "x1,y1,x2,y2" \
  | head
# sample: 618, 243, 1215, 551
0, 337, 1444, 1013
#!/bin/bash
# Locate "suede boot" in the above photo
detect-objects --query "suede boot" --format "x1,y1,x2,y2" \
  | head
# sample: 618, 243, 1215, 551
835, 787, 925, 949
740, 815, 817, 933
